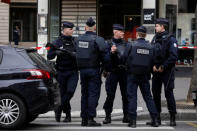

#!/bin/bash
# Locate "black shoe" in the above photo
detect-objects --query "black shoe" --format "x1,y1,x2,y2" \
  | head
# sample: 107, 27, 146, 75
81, 118, 88, 126
103, 116, 111, 124
122, 116, 129, 123
151, 121, 160, 127
54, 107, 62, 122
63, 116, 71, 122
170, 114, 176, 126
146, 116, 161, 126
87, 118, 101, 126
128, 120, 136, 128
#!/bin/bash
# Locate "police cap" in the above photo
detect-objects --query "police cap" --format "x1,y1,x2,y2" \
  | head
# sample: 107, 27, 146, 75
155, 18, 169, 25
113, 24, 124, 31
63, 21, 74, 28
86, 17, 96, 27
136, 26, 147, 33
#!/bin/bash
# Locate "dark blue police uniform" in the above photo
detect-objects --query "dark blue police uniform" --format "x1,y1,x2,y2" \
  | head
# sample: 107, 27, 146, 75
151, 18, 178, 126
47, 21, 78, 122
126, 26, 159, 128
103, 24, 128, 124
76, 17, 110, 126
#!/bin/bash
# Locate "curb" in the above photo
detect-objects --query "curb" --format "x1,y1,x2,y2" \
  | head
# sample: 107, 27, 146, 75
38, 108, 197, 121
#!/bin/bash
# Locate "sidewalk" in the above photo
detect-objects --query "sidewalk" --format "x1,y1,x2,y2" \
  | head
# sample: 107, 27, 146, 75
38, 102, 196, 121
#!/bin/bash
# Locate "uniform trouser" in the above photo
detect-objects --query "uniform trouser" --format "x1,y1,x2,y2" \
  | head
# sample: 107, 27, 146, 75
14, 40, 19, 45
152, 69, 177, 114
103, 70, 128, 116
57, 70, 78, 115
127, 74, 158, 120
80, 68, 102, 118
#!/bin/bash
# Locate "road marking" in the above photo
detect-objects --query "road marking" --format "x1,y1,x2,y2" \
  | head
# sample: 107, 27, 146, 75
23, 126, 174, 130
39, 108, 143, 118
26, 121, 174, 130
187, 122, 197, 128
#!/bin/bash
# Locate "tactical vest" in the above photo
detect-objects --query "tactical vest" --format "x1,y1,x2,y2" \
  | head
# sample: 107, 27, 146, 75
60, 36, 76, 53
151, 35, 172, 65
128, 41, 153, 75
109, 40, 127, 70
76, 34, 100, 69
55, 36, 77, 71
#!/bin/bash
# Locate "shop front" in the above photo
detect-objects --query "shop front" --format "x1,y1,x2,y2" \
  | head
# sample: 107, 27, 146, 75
48, 0, 197, 66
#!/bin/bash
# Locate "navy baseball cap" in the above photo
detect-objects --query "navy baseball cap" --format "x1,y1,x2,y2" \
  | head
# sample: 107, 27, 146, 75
86, 17, 96, 27
63, 21, 74, 28
155, 18, 169, 25
136, 26, 147, 33
113, 24, 124, 31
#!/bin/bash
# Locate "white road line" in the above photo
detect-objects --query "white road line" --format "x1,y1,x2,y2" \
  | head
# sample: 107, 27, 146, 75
39, 108, 143, 118
23, 126, 174, 130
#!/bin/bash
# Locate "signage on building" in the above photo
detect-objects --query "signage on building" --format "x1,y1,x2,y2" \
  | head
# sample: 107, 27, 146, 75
143, 9, 155, 24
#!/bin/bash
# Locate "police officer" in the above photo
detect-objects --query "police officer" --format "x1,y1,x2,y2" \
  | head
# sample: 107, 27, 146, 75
76, 17, 110, 126
47, 21, 78, 123
13, 26, 20, 46
147, 18, 178, 126
126, 26, 159, 128
103, 24, 128, 124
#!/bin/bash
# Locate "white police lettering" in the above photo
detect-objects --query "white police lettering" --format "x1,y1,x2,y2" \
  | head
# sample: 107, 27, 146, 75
137, 49, 149, 55
79, 41, 89, 48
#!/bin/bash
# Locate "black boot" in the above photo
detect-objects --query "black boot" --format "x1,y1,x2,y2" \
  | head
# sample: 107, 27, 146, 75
54, 106, 62, 122
87, 117, 101, 126
103, 115, 111, 124
150, 119, 160, 127
170, 114, 176, 126
146, 115, 161, 126
81, 118, 88, 126
63, 116, 71, 122
122, 115, 129, 123
128, 120, 136, 128
63, 112, 71, 122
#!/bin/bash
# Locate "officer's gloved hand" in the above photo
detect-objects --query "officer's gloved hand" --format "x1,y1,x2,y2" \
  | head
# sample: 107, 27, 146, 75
55, 50, 64, 56
102, 71, 109, 78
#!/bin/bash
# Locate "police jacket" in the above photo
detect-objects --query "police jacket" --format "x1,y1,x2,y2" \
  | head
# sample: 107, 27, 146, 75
76, 31, 110, 70
151, 31, 178, 70
126, 38, 153, 76
108, 38, 128, 72
47, 35, 77, 71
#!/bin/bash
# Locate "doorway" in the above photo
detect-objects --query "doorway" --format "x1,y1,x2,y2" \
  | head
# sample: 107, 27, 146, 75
12, 20, 23, 41
98, 0, 142, 40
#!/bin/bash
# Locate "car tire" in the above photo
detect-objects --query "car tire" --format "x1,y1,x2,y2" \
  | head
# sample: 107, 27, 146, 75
0, 93, 27, 129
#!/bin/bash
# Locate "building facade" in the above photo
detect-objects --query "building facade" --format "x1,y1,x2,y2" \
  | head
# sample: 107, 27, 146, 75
46, 0, 196, 65
0, 0, 37, 44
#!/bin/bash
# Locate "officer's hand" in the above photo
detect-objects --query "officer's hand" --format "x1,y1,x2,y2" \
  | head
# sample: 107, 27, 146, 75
102, 71, 109, 78
153, 66, 158, 72
111, 45, 117, 54
158, 66, 164, 73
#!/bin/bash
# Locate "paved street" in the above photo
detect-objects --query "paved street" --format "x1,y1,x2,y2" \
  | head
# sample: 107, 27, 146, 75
14, 67, 197, 130
20, 118, 197, 131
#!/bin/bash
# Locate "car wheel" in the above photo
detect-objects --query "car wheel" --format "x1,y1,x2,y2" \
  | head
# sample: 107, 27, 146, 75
0, 93, 27, 129
27, 114, 38, 123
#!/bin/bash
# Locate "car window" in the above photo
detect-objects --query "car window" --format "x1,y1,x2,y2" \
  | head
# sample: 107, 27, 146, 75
0, 48, 34, 69
27, 51, 56, 73
0, 49, 3, 64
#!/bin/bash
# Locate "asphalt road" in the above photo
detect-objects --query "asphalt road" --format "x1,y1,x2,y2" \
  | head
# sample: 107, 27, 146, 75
18, 118, 197, 131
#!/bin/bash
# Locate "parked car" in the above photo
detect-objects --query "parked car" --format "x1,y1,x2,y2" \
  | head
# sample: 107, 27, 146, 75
0, 45, 60, 129
192, 90, 197, 117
